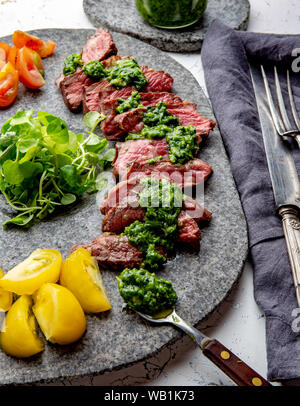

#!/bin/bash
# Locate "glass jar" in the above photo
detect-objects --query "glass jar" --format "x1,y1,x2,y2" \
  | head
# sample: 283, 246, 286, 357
135, 0, 207, 29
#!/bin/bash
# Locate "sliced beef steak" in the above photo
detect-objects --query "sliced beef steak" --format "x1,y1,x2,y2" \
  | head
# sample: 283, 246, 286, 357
81, 28, 117, 64
102, 202, 146, 233
100, 99, 125, 140
140, 92, 183, 107
168, 106, 216, 141
59, 70, 93, 111
100, 177, 212, 223
83, 80, 110, 114
101, 196, 203, 251
113, 139, 170, 178
71, 233, 143, 271
83, 80, 136, 115
114, 107, 146, 134
141, 66, 173, 92
101, 55, 122, 69
177, 211, 201, 251
124, 159, 213, 188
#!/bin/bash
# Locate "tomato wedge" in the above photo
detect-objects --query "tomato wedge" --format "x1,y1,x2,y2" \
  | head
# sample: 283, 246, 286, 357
38, 39, 56, 58
0, 62, 19, 107
7, 45, 17, 67
0, 49, 6, 62
0, 42, 11, 60
16, 46, 45, 89
12, 30, 44, 52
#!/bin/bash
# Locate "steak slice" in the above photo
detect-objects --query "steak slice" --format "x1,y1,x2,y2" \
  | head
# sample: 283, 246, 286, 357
113, 139, 170, 179
168, 105, 216, 141
114, 107, 146, 134
177, 211, 201, 251
83, 80, 136, 114
101, 197, 202, 251
81, 28, 117, 64
100, 176, 212, 223
59, 69, 93, 111
102, 201, 146, 233
141, 66, 173, 92
101, 203, 202, 251
83, 79, 115, 114
139, 92, 183, 107
100, 99, 125, 140
71, 233, 143, 271
124, 159, 213, 188
101, 55, 122, 69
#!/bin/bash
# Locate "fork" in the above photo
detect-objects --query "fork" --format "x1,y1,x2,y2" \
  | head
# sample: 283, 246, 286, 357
261, 65, 300, 148
134, 307, 271, 386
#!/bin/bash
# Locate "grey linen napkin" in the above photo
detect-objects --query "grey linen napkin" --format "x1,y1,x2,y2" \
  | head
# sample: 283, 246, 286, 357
201, 20, 300, 381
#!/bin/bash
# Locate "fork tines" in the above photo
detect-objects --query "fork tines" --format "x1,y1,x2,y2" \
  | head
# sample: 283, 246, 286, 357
261, 65, 300, 147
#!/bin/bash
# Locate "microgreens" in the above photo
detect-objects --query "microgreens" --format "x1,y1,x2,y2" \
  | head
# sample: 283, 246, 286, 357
0, 110, 114, 227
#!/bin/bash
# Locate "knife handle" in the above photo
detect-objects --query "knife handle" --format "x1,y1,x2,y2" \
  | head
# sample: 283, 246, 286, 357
279, 206, 300, 307
202, 339, 271, 386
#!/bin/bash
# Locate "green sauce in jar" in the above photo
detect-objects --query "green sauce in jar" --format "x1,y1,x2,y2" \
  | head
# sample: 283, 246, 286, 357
135, 0, 207, 29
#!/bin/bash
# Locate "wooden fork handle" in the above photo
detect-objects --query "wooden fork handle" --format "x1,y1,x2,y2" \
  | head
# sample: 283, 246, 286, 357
202, 339, 271, 386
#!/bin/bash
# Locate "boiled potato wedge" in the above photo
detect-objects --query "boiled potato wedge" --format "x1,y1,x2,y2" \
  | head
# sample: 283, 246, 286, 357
0, 295, 44, 358
0, 249, 62, 295
33, 283, 86, 345
60, 248, 111, 313
0, 269, 13, 312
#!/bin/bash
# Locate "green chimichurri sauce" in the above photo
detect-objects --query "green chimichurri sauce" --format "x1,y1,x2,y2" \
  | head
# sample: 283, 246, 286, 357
125, 102, 198, 164
82, 60, 107, 80
123, 178, 183, 271
167, 125, 199, 164
143, 101, 179, 127
117, 267, 178, 315
126, 124, 172, 141
146, 155, 163, 164
107, 58, 148, 90
135, 0, 207, 29
63, 53, 83, 76
116, 91, 144, 114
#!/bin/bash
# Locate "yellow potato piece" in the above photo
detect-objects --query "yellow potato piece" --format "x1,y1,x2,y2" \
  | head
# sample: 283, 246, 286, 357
60, 248, 111, 313
0, 295, 44, 358
0, 269, 12, 312
0, 249, 62, 295
33, 283, 86, 345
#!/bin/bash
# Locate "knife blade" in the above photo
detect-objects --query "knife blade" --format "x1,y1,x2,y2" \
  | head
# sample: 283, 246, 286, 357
250, 63, 300, 306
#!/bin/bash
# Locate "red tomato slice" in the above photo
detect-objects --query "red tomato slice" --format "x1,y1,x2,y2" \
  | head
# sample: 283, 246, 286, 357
38, 39, 56, 58
0, 49, 6, 62
16, 46, 45, 89
7, 46, 17, 67
0, 62, 19, 107
13, 30, 44, 52
0, 42, 10, 61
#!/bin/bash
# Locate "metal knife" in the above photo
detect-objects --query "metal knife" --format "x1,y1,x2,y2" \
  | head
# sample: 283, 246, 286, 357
250, 63, 300, 307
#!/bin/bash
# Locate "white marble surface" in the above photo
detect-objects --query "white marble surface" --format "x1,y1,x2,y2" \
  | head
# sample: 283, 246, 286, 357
0, 0, 298, 386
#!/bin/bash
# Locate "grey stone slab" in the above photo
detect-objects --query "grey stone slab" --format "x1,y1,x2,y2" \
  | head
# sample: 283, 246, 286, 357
83, 0, 250, 52
0, 28, 248, 384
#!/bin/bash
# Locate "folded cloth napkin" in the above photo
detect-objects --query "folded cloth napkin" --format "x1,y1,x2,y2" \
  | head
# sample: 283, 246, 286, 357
201, 20, 300, 382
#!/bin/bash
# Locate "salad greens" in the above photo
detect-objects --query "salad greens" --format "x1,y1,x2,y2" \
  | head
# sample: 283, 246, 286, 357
0, 110, 114, 227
